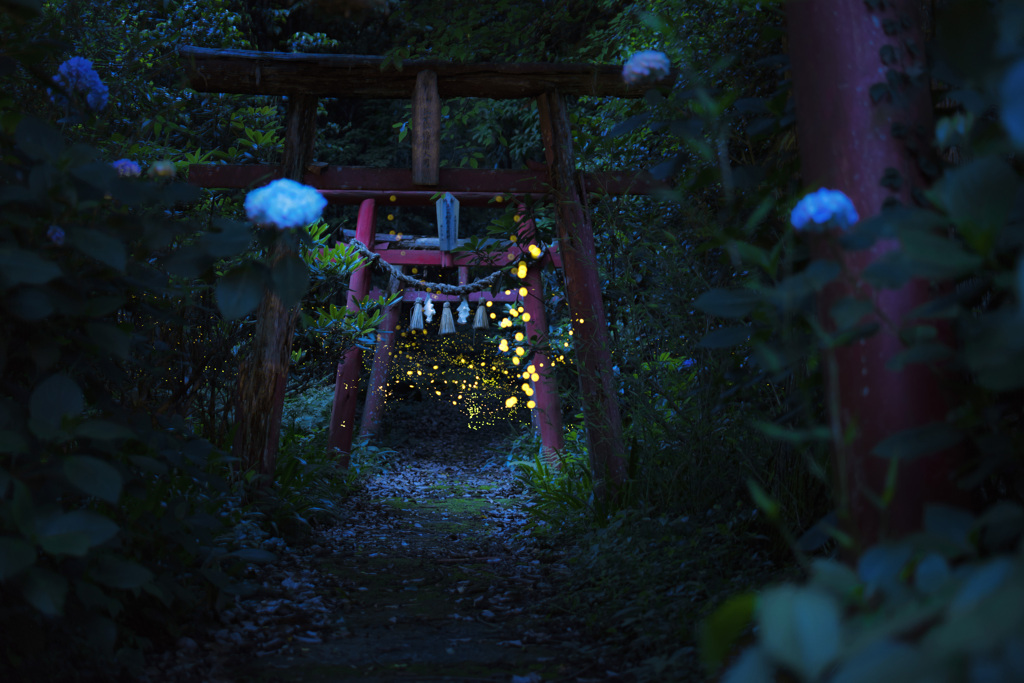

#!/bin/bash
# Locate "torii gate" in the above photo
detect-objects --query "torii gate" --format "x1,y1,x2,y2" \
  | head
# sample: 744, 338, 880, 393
180, 46, 671, 497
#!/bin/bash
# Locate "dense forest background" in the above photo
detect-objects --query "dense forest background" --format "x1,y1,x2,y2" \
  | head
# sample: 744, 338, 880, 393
2, 0, 1024, 680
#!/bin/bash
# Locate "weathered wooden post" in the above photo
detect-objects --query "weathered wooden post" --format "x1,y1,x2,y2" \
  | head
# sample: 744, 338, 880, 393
536, 90, 626, 498
786, 0, 966, 548
359, 272, 404, 440
412, 69, 440, 186
233, 94, 318, 487
327, 198, 376, 465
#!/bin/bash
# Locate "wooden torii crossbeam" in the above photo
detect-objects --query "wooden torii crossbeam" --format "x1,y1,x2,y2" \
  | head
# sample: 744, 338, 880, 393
180, 46, 673, 497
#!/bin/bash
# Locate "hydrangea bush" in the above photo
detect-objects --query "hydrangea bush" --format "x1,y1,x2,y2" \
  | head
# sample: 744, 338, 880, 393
48, 56, 108, 111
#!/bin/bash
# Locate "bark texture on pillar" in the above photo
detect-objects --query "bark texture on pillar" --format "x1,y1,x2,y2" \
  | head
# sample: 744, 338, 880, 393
233, 94, 318, 487
786, 0, 965, 547
536, 90, 626, 498
327, 198, 377, 464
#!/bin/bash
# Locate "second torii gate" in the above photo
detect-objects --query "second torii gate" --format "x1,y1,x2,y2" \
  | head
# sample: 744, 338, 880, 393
181, 46, 672, 495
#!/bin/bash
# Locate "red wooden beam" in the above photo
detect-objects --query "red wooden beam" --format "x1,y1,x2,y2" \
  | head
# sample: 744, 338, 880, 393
178, 46, 676, 100
185, 164, 663, 203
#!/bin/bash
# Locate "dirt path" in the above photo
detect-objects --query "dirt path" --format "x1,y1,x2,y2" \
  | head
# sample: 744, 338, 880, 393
163, 434, 611, 683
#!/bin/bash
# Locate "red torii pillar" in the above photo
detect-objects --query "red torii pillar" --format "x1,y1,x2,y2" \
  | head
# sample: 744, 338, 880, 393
328, 198, 376, 465
358, 271, 404, 440
518, 213, 564, 465
787, 0, 967, 548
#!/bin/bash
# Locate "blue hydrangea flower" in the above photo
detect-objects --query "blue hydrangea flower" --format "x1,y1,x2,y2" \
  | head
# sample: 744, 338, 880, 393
47, 225, 65, 246
622, 51, 671, 86
112, 159, 141, 177
49, 57, 108, 112
791, 188, 859, 231
244, 178, 328, 230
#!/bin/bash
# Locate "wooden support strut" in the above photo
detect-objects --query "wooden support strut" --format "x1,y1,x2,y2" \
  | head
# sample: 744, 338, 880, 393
327, 199, 377, 464
536, 90, 626, 499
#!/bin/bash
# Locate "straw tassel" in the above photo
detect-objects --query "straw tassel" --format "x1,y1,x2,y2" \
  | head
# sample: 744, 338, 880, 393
410, 297, 424, 330
473, 302, 488, 329
439, 301, 456, 335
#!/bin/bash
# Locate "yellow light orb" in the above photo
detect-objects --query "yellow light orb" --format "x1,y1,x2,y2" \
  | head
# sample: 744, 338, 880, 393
526, 364, 536, 374
522, 312, 531, 323
514, 214, 522, 223
509, 235, 518, 243
527, 400, 536, 409
512, 357, 520, 366
531, 373, 540, 382
528, 244, 542, 259
505, 396, 518, 408
498, 339, 509, 352
515, 347, 525, 357
486, 300, 493, 307
514, 332, 524, 342
388, 213, 395, 221
390, 195, 397, 202
490, 312, 496, 319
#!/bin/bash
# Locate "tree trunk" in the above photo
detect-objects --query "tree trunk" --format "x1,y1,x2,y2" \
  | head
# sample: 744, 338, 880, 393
232, 94, 318, 487
786, 0, 967, 548
536, 90, 626, 501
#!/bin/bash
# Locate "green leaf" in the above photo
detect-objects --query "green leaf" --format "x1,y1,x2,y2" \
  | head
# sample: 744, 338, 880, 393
923, 504, 975, 554
29, 373, 83, 435
22, 567, 68, 616
0, 247, 61, 288
215, 262, 267, 320
8, 287, 53, 321
699, 592, 756, 672
0, 537, 37, 579
698, 326, 751, 349
928, 157, 1017, 254
39, 531, 93, 557
271, 252, 310, 309
90, 555, 154, 590
871, 422, 964, 461
830, 298, 874, 330
74, 420, 135, 441
70, 228, 127, 272
886, 341, 953, 370
202, 219, 253, 257
15, 115, 64, 161
898, 227, 984, 278
40, 510, 119, 547
86, 322, 131, 360
63, 455, 123, 503
758, 585, 841, 680
694, 289, 760, 318
746, 479, 780, 523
